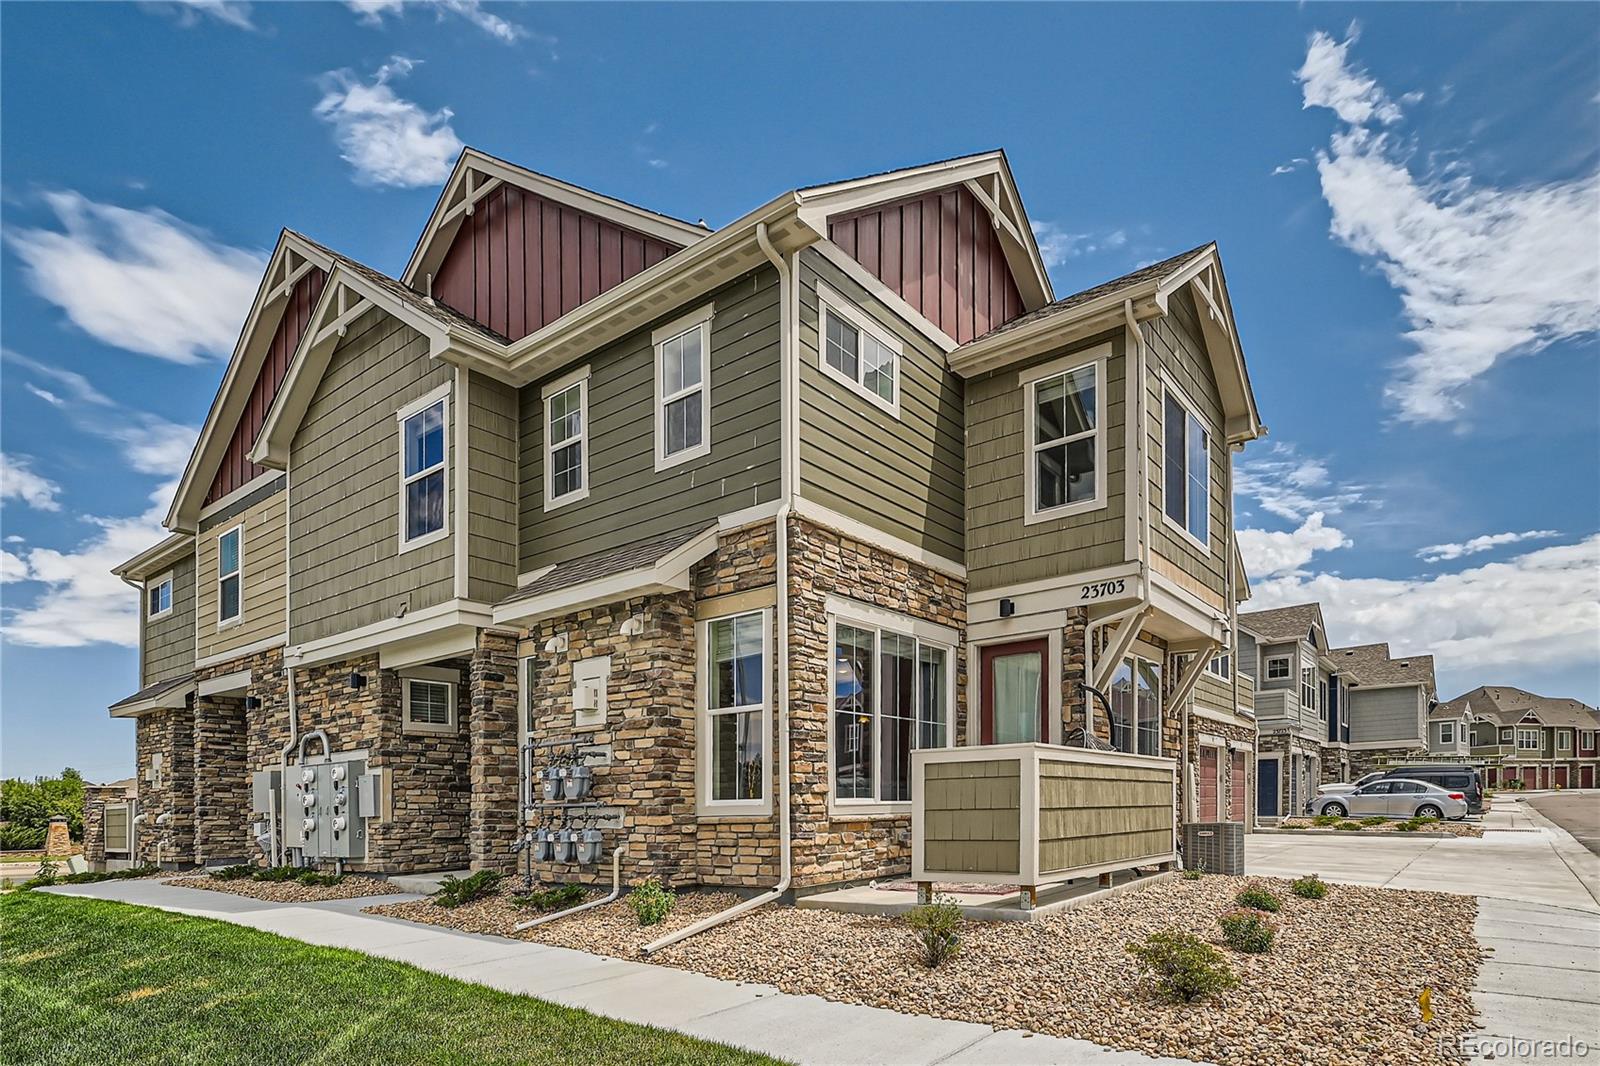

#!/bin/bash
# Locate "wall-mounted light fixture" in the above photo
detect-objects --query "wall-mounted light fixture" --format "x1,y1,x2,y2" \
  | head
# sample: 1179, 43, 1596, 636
348, 671, 367, 691
999, 598, 1016, 618
244, 696, 262, 711
543, 633, 569, 655
483, 671, 506, 683
619, 614, 646, 638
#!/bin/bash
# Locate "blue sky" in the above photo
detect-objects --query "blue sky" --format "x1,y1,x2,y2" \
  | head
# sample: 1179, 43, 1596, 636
2, 1, 1596, 781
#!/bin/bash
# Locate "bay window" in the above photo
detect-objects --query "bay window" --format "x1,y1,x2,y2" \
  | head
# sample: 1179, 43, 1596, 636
1108, 657, 1162, 756
831, 610, 953, 806
702, 610, 769, 808
1162, 383, 1211, 547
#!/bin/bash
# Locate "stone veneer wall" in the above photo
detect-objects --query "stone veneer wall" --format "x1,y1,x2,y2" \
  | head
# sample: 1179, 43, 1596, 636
136, 702, 196, 868
1256, 731, 1322, 818
1188, 717, 1257, 824
81, 785, 118, 867
1347, 745, 1429, 780
786, 515, 966, 889
192, 693, 249, 865
469, 629, 521, 872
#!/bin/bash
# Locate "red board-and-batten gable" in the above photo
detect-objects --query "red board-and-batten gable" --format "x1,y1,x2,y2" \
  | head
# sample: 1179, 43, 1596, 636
203, 266, 326, 505
431, 184, 681, 343
828, 183, 1025, 345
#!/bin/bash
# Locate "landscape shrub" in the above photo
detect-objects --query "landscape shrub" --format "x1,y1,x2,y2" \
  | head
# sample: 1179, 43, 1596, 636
1218, 909, 1276, 953
251, 865, 300, 883
1234, 885, 1281, 913
1311, 814, 1341, 827
904, 897, 962, 968
1125, 931, 1239, 1003
22, 862, 157, 890
1359, 816, 1386, 826
1278, 822, 1308, 830
1291, 874, 1328, 899
0, 823, 46, 852
294, 871, 343, 887
433, 870, 502, 908
1396, 819, 1421, 833
513, 884, 586, 913
209, 864, 256, 881
628, 878, 674, 927
1334, 821, 1362, 831
1181, 864, 1205, 880
1414, 814, 1440, 824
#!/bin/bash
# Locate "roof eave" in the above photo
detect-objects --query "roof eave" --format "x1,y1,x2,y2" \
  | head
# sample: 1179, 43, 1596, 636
112, 532, 195, 582
948, 282, 1166, 378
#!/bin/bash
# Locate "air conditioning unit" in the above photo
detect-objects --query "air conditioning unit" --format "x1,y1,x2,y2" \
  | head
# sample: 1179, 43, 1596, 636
1183, 821, 1245, 876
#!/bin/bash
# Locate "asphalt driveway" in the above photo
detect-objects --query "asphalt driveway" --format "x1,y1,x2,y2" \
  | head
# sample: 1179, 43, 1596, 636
1522, 791, 1600, 857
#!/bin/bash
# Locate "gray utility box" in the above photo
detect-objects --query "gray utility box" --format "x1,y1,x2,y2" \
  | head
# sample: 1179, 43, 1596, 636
251, 770, 282, 816
285, 757, 370, 860
1183, 821, 1245, 876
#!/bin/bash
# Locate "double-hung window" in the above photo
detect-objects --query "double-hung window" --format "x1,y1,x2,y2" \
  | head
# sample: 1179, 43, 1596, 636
654, 305, 713, 469
831, 607, 954, 806
1300, 667, 1317, 710
1023, 350, 1103, 523
1558, 729, 1571, 751
1440, 721, 1456, 745
1108, 657, 1162, 756
1162, 382, 1211, 547
1516, 728, 1540, 751
702, 610, 769, 809
147, 572, 173, 620
542, 367, 590, 509
818, 284, 899, 416
398, 391, 447, 549
1318, 679, 1329, 721
217, 526, 242, 625
402, 670, 457, 734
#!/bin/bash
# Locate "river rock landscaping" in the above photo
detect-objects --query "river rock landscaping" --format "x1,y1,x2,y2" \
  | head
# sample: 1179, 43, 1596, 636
1276, 817, 1485, 838
369, 874, 1479, 1066
167, 873, 399, 902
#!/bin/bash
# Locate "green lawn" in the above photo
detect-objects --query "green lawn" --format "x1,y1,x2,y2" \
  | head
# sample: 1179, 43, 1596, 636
0, 891, 785, 1065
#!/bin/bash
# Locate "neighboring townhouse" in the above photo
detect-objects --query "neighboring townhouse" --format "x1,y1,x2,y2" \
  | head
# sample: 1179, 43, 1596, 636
1330, 642, 1437, 779
92, 147, 1266, 895
1449, 686, 1600, 789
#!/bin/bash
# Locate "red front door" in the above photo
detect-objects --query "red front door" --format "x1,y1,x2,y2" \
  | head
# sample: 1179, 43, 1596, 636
1199, 747, 1219, 820
979, 639, 1050, 744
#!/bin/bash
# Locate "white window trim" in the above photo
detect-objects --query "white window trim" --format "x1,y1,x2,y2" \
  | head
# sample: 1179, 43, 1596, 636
827, 603, 957, 816
696, 607, 773, 817
1557, 729, 1571, 751
401, 666, 458, 735
542, 364, 592, 511
395, 383, 452, 555
1439, 721, 1455, 745
217, 524, 243, 629
1582, 730, 1596, 751
1265, 655, 1291, 681
147, 570, 175, 621
653, 303, 715, 471
1021, 344, 1109, 526
1516, 728, 1540, 751
1159, 374, 1214, 554
1205, 653, 1231, 681
816, 282, 901, 418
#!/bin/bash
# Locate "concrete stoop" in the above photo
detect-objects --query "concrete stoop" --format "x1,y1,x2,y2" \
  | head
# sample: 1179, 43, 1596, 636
385, 869, 470, 894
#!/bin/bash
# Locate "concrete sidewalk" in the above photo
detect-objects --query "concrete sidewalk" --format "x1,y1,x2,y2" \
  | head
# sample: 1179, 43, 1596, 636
1469, 897, 1599, 1065
41, 879, 1195, 1066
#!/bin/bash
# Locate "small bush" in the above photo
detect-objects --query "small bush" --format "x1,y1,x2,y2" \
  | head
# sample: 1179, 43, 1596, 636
1414, 814, 1440, 824
1311, 814, 1341, 827
1359, 816, 1386, 827
209, 864, 256, 881
1396, 819, 1421, 833
433, 870, 502, 908
1125, 931, 1239, 1003
1291, 874, 1328, 899
251, 865, 300, 883
0, 823, 47, 852
905, 897, 962, 968
1278, 822, 1308, 830
1234, 885, 1281, 913
295, 871, 343, 887
1181, 864, 1205, 880
513, 884, 586, 913
1334, 821, 1362, 831
22, 862, 157, 889
1218, 909, 1276, 953
629, 877, 674, 927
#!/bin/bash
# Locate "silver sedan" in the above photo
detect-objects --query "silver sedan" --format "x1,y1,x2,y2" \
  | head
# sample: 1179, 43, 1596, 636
1310, 778, 1468, 821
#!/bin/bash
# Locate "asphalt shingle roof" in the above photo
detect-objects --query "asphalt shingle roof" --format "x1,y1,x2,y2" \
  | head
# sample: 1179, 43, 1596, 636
499, 525, 714, 606
108, 674, 193, 711
1331, 643, 1437, 695
1239, 603, 1326, 644
1438, 686, 1600, 729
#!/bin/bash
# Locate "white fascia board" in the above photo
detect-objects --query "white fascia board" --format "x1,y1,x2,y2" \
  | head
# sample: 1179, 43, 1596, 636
285, 599, 496, 668
112, 533, 195, 582
493, 527, 719, 627
108, 679, 196, 718
948, 289, 1165, 378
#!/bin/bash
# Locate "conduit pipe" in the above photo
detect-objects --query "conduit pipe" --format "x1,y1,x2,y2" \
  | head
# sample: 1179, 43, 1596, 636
513, 846, 625, 932
643, 223, 795, 956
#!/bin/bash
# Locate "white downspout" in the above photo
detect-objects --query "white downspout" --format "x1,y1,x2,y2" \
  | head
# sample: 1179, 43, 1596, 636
276, 455, 298, 866
644, 223, 795, 956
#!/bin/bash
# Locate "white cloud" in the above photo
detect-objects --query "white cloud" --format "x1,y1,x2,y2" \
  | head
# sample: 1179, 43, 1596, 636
346, 0, 526, 42
1272, 158, 1309, 176
1297, 28, 1600, 423
315, 57, 463, 188
1235, 442, 1369, 522
7, 193, 265, 363
1031, 221, 1128, 270
140, 0, 256, 30
0, 548, 29, 584
24, 384, 62, 406
1238, 512, 1351, 579
1417, 529, 1561, 563
1250, 535, 1600, 674
0, 454, 62, 512
1, 482, 175, 649
3, 349, 114, 407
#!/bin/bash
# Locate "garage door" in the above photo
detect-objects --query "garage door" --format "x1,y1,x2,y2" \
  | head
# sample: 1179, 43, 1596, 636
1554, 766, 1569, 789
1199, 747, 1219, 820
1521, 765, 1537, 788
1581, 765, 1595, 789
1230, 750, 1247, 821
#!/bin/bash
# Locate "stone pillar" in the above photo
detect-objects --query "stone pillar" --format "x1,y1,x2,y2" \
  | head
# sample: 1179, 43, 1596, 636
137, 702, 196, 868
81, 784, 127, 871
469, 628, 521, 872
192, 693, 250, 866
1061, 607, 1089, 740
44, 816, 71, 857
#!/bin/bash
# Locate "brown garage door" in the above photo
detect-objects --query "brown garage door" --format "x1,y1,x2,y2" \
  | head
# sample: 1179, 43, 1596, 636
1554, 766, 1569, 789
1521, 765, 1537, 788
1199, 747, 1219, 820
1230, 750, 1247, 821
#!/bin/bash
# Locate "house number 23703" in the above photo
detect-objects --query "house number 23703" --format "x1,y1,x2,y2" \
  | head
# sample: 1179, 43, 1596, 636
1079, 579, 1126, 601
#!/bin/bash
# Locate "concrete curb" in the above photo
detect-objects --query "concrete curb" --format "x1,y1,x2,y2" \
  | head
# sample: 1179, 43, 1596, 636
1254, 828, 1459, 840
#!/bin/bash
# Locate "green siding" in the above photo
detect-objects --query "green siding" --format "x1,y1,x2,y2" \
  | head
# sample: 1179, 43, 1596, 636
467, 370, 519, 603
518, 267, 783, 571
921, 759, 1021, 875
965, 329, 1129, 591
1144, 291, 1229, 601
797, 250, 965, 563
289, 309, 455, 644
142, 552, 196, 686
1037, 760, 1172, 875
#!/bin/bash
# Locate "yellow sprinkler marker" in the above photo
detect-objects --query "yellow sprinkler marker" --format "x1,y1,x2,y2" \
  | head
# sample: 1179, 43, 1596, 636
1419, 986, 1434, 1023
